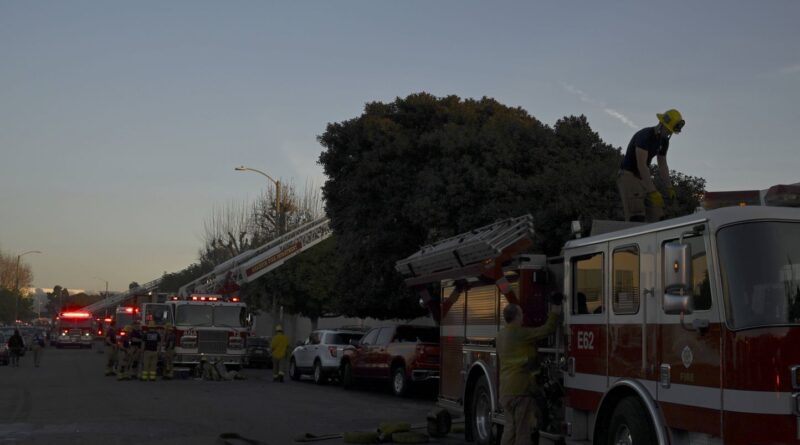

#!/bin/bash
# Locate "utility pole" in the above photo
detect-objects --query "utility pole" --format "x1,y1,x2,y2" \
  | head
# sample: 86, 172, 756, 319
14, 250, 41, 324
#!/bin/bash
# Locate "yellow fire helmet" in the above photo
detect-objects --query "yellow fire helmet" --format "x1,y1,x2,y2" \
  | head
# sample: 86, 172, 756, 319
657, 109, 685, 134
123, 325, 132, 333
165, 323, 174, 331
275, 324, 284, 333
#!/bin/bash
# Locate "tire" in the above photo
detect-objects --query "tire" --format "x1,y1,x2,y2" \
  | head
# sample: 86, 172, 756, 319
312, 360, 325, 385
391, 366, 409, 397
470, 375, 498, 445
341, 361, 354, 389
289, 358, 301, 381
606, 397, 656, 445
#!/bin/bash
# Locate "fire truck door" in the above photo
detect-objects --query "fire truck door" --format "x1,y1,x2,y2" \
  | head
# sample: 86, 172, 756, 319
607, 237, 649, 384
655, 229, 722, 437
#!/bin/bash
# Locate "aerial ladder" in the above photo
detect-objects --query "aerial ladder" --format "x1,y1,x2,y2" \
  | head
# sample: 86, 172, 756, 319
177, 217, 332, 297
82, 277, 162, 314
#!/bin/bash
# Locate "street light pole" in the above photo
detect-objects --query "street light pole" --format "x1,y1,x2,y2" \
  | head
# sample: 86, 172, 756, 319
94, 276, 109, 317
14, 250, 42, 324
234, 165, 284, 233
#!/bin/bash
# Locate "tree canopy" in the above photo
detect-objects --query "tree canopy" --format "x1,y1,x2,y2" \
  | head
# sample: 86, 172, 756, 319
318, 93, 705, 319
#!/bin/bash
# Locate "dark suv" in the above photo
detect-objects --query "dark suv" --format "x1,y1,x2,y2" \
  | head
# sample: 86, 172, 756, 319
340, 324, 439, 396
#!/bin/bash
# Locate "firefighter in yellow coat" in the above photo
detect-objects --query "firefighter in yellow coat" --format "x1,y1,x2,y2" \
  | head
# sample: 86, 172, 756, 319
270, 325, 289, 382
496, 299, 561, 445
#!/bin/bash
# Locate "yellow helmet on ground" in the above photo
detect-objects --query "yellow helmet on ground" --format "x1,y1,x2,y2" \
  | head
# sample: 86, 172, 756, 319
657, 109, 685, 134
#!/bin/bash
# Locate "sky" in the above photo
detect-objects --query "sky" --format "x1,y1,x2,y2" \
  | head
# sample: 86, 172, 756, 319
1, 1, 798, 292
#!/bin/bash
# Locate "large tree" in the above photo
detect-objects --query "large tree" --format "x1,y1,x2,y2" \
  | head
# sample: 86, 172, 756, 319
318, 93, 705, 319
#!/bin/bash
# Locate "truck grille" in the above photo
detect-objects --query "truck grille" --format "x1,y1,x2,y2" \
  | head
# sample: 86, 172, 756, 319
198, 330, 228, 354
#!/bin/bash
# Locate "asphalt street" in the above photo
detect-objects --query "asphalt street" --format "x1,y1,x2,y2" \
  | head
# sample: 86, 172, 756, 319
0, 345, 467, 445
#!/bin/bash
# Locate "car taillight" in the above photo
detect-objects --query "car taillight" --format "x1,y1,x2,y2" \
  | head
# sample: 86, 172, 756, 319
328, 346, 337, 358
97, 330, 102, 336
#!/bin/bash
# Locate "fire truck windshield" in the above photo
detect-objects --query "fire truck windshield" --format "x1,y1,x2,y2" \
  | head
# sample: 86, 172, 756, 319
718, 221, 800, 329
175, 305, 213, 327
213, 306, 247, 327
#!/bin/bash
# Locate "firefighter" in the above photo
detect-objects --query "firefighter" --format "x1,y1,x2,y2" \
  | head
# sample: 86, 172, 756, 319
104, 322, 118, 376
7, 329, 24, 367
162, 323, 176, 380
496, 300, 561, 445
117, 325, 133, 381
270, 325, 289, 382
140, 320, 161, 381
618, 109, 685, 222
32, 332, 45, 368
129, 322, 144, 380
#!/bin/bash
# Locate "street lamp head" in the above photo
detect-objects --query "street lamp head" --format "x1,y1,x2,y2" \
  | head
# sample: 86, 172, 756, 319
235, 166, 247, 171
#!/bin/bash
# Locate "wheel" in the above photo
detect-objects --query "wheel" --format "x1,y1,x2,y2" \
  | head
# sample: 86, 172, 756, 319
470, 375, 498, 445
341, 361, 355, 389
312, 360, 326, 385
289, 358, 301, 381
606, 397, 656, 445
391, 366, 409, 397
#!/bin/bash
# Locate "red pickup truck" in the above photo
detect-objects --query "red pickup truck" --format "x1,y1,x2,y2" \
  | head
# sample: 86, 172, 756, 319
340, 324, 439, 396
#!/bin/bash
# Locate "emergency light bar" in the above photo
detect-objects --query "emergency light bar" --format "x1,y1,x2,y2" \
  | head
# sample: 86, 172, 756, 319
61, 311, 91, 319
396, 214, 535, 279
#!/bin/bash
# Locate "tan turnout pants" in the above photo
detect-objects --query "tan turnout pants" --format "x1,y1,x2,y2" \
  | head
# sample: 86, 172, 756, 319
500, 395, 538, 445
141, 350, 158, 381
618, 170, 663, 222
163, 349, 175, 378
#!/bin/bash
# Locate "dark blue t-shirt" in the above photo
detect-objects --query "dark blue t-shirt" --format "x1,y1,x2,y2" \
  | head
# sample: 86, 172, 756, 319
620, 126, 669, 178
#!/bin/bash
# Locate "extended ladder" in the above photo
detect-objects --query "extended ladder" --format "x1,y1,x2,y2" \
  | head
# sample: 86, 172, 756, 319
82, 277, 162, 314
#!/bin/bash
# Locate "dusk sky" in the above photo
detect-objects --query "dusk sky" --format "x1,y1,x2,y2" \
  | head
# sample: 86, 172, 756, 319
1, 1, 798, 292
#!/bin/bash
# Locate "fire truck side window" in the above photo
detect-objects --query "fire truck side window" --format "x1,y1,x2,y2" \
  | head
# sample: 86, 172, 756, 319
572, 253, 604, 315
662, 236, 712, 311
612, 246, 640, 315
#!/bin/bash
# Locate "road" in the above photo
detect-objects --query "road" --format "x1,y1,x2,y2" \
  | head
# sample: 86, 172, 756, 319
0, 345, 467, 445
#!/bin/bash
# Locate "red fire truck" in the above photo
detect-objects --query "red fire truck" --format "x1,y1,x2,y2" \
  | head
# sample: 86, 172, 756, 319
54, 311, 96, 348
397, 198, 800, 444
153, 294, 252, 368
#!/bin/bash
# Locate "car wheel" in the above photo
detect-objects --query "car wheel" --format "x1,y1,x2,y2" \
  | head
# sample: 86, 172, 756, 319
470, 375, 498, 445
392, 366, 409, 397
289, 358, 301, 381
313, 360, 325, 385
341, 361, 354, 389
606, 397, 656, 445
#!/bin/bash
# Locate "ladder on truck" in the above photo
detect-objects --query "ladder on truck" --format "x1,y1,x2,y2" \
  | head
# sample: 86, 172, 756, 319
178, 217, 332, 297
82, 277, 162, 314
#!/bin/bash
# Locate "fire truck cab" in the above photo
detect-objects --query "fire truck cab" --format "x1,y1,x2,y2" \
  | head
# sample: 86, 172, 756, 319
398, 205, 800, 445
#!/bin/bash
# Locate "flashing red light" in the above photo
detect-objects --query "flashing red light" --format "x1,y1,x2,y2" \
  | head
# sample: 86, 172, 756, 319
171, 296, 178, 300
124, 307, 134, 313
191, 296, 198, 301
97, 330, 102, 335
61, 311, 91, 319
231, 297, 240, 302
103, 318, 113, 323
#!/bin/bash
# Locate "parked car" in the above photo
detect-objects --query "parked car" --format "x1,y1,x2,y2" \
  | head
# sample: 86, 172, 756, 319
289, 329, 365, 384
0, 334, 9, 366
339, 324, 439, 396
244, 336, 272, 368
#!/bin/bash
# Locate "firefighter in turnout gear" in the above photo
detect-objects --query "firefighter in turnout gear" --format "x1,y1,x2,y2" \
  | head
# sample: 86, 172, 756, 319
128, 321, 143, 379
618, 108, 685, 222
117, 325, 133, 380
162, 323, 176, 380
271, 325, 289, 382
104, 322, 118, 376
141, 320, 161, 381
496, 300, 561, 445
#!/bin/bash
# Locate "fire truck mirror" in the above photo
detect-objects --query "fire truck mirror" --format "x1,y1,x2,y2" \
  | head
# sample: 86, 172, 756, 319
664, 241, 692, 293
663, 292, 694, 316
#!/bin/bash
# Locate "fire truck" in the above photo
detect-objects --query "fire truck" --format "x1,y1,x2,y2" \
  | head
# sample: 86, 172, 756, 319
396, 190, 800, 444
54, 311, 96, 348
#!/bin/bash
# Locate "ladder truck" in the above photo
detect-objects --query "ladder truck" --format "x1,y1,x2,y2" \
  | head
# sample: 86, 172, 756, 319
396, 186, 800, 445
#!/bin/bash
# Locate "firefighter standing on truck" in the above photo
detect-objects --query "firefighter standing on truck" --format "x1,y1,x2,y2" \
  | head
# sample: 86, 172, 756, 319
271, 325, 289, 382
162, 323, 176, 380
104, 322, 118, 376
618, 109, 685, 222
496, 299, 561, 445
141, 320, 161, 381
